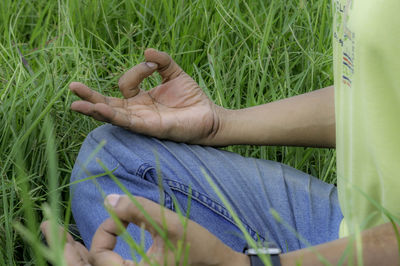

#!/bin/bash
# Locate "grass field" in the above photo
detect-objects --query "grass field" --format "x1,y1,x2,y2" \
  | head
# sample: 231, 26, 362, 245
0, 0, 335, 264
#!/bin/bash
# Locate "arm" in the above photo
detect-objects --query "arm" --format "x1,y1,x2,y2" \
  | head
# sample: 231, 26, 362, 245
92, 197, 399, 266
279, 221, 400, 266
70, 49, 335, 148
213, 86, 335, 147
41, 195, 399, 266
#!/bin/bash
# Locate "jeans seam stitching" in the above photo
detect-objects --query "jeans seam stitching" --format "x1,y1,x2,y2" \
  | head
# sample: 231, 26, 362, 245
90, 131, 157, 181
136, 163, 154, 178
88, 129, 262, 241
165, 179, 264, 241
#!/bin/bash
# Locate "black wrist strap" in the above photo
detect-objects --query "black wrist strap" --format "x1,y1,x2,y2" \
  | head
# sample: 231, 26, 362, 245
249, 254, 281, 266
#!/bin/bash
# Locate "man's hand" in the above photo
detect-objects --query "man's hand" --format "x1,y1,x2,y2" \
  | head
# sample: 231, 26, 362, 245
70, 49, 224, 145
41, 195, 249, 266
70, 48, 336, 147
40, 221, 90, 266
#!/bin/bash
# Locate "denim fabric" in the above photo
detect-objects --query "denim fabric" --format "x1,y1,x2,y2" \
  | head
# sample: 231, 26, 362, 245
71, 124, 343, 260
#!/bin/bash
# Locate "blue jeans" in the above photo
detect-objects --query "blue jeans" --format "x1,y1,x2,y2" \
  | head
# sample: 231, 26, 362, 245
71, 124, 343, 260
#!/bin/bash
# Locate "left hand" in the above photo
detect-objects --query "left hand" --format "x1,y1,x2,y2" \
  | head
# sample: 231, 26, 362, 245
40, 221, 90, 266
41, 195, 249, 266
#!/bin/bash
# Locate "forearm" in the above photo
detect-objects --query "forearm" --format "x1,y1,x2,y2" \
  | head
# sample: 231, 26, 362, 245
212, 86, 335, 147
280, 222, 400, 266
232, 222, 399, 266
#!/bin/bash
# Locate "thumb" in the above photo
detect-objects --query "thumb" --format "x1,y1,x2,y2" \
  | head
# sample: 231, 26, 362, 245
144, 48, 184, 82
118, 61, 158, 98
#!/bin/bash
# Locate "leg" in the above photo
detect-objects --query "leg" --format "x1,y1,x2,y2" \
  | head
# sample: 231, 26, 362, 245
71, 124, 342, 260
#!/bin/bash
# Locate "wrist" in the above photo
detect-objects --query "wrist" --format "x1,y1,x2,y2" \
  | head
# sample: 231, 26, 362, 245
209, 106, 269, 146
207, 106, 239, 146
222, 251, 250, 266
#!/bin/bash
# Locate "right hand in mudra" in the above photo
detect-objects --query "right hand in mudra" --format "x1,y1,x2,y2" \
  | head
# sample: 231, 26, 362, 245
70, 49, 224, 144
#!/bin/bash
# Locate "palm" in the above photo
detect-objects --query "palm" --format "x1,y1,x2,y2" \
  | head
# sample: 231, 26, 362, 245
121, 72, 216, 142
70, 49, 219, 144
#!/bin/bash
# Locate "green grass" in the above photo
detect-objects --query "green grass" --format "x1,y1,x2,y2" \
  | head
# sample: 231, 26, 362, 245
0, 0, 336, 264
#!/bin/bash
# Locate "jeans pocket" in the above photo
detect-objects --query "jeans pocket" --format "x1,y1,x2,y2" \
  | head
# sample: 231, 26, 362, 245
136, 164, 176, 211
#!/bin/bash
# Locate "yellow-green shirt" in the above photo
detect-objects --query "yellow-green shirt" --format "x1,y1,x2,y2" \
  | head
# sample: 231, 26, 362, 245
333, 0, 400, 237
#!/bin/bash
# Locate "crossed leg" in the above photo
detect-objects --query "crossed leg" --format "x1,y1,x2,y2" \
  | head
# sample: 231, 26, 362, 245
71, 124, 342, 260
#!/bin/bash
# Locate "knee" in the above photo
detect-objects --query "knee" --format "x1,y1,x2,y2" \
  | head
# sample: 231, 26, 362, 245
79, 124, 143, 162
71, 124, 158, 183
85, 124, 152, 151
70, 125, 120, 182
86, 124, 121, 145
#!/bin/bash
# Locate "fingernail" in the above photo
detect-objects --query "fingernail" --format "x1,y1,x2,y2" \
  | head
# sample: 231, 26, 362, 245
145, 62, 158, 69
105, 194, 120, 207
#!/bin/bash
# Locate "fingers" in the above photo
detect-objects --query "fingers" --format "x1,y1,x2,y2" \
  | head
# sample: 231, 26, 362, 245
118, 62, 158, 98
40, 221, 75, 245
71, 242, 90, 265
70, 82, 124, 107
71, 101, 148, 135
91, 218, 126, 253
64, 243, 90, 266
144, 48, 184, 82
41, 221, 90, 266
72, 48, 183, 101
70, 82, 107, 103
70, 101, 127, 124
70, 101, 110, 122
90, 194, 182, 265
104, 194, 183, 238
89, 218, 136, 266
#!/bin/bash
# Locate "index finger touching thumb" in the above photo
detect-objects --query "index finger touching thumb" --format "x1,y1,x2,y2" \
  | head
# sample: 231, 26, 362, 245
118, 61, 158, 98
144, 48, 184, 82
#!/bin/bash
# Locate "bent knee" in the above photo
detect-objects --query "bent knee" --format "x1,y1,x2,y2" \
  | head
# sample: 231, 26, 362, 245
87, 124, 122, 144
71, 124, 158, 183
86, 124, 155, 149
